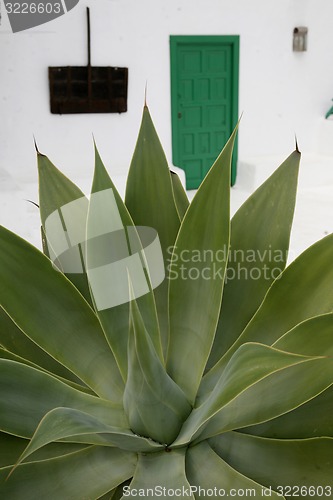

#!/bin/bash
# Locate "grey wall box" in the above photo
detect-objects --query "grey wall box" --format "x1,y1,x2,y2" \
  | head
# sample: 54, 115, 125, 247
293, 27, 308, 52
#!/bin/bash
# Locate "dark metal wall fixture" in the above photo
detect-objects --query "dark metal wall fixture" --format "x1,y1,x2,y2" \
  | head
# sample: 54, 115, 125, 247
293, 27, 308, 52
49, 7, 128, 114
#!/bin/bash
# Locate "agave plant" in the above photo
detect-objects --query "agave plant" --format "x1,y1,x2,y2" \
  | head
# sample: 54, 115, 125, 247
0, 106, 333, 499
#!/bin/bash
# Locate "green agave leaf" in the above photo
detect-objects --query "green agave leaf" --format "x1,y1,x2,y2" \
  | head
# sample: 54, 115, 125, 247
244, 384, 333, 439
38, 152, 84, 226
186, 440, 282, 499
97, 480, 131, 500
173, 343, 316, 446
123, 296, 191, 445
0, 446, 136, 500
98, 491, 115, 500
0, 347, 95, 395
98, 489, 118, 500
0, 432, 86, 468
230, 314, 333, 441
167, 127, 237, 405
170, 170, 189, 220
122, 448, 194, 500
0, 306, 81, 384
38, 151, 92, 304
16, 407, 163, 466
86, 145, 162, 381
41, 225, 50, 258
198, 357, 333, 442
203, 233, 333, 394
0, 360, 127, 439
0, 345, 49, 371
0, 226, 123, 401
25, 442, 87, 462
208, 150, 300, 368
210, 432, 333, 496
97, 491, 115, 500
0, 433, 31, 469
273, 312, 333, 355
125, 106, 181, 351
111, 481, 131, 500
244, 314, 333, 439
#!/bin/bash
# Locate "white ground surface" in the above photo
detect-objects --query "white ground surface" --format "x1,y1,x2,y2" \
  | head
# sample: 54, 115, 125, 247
1, 155, 333, 264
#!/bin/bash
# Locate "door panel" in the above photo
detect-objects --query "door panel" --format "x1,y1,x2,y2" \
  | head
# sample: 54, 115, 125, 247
170, 36, 239, 190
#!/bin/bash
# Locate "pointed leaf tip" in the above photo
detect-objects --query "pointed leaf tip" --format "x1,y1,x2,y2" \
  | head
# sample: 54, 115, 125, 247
295, 134, 300, 153
25, 199, 39, 209
144, 81, 148, 108
33, 135, 42, 155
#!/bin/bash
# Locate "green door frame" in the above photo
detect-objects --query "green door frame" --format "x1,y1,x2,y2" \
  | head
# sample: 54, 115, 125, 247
170, 35, 239, 186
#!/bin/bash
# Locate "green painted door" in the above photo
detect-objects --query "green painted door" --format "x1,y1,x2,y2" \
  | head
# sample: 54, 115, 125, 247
170, 36, 239, 189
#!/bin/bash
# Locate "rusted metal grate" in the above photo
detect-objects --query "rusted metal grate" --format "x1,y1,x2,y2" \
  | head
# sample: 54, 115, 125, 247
49, 65, 128, 114
49, 8, 128, 114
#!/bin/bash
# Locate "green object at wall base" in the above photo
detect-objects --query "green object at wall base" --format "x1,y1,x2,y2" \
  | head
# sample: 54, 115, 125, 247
325, 99, 333, 119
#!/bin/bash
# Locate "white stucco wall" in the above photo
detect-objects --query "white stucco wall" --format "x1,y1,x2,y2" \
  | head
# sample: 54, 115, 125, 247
1, 0, 333, 184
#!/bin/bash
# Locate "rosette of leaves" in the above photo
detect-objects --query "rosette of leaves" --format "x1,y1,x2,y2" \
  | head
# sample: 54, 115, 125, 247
0, 106, 333, 499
